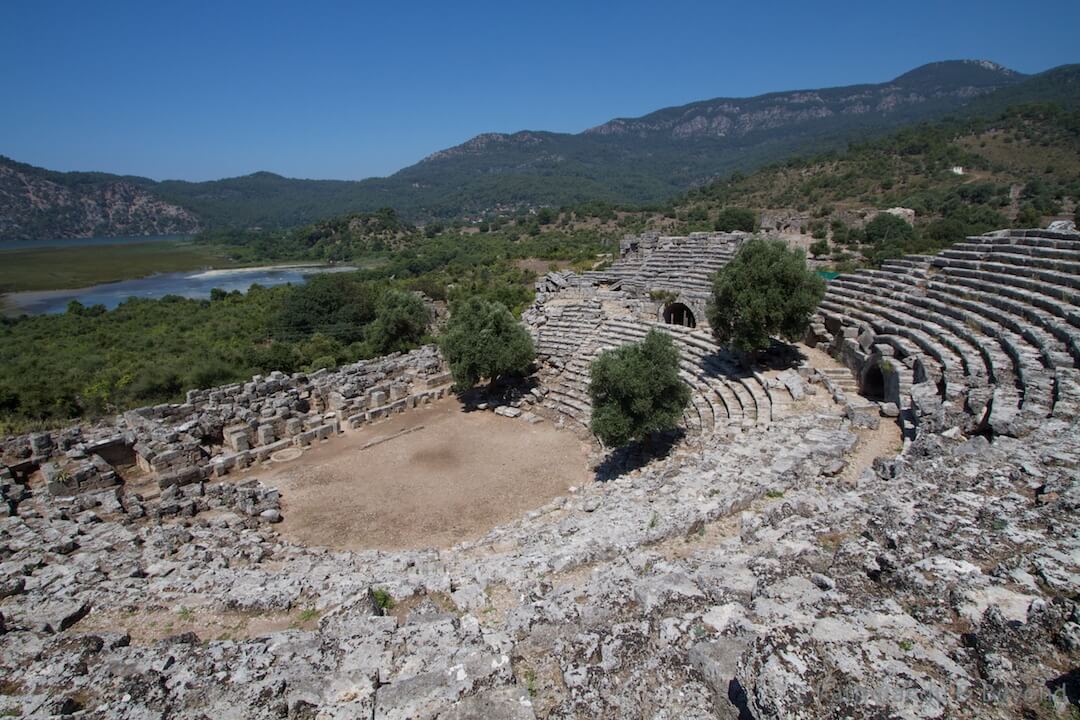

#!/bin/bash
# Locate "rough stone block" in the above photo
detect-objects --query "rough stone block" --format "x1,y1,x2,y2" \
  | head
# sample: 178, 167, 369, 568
256, 425, 275, 446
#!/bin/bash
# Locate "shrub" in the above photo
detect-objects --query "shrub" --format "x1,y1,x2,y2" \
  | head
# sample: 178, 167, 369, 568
862, 213, 923, 265
297, 333, 346, 370
863, 213, 915, 245
363, 289, 431, 356
248, 341, 302, 374
809, 238, 830, 258
185, 359, 235, 390
438, 296, 535, 390
588, 329, 690, 447
371, 588, 395, 612
1015, 205, 1042, 228
714, 207, 756, 232
128, 367, 183, 402
706, 238, 825, 354
274, 273, 378, 344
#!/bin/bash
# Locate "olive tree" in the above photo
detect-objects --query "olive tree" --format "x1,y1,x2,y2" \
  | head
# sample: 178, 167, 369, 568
707, 238, 826, 355
438, 296, 535, 391
714, 207, 756, 232
588, 329, 690, 447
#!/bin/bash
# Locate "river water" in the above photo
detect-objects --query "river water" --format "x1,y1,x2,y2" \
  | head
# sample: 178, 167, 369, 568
4, 264, 357, 315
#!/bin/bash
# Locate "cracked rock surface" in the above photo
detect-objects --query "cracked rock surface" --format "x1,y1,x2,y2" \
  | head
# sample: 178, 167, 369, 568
1, 394, 1077, 717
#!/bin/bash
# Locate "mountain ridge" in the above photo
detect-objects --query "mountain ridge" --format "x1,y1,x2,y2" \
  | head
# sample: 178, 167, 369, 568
2, 60, 1077, 240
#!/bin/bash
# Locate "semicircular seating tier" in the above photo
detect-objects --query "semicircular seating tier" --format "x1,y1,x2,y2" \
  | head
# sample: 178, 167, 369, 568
524, 289, 797, 441
809, 227, 1080, 436
578, 231, 746, 308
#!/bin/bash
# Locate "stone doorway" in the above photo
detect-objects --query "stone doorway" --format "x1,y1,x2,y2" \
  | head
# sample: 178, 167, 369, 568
861, 364, 886, 401
663, 302, 696, 328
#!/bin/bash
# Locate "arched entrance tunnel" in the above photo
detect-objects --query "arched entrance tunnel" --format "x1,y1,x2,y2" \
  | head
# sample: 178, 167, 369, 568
861, 363, 886, 401
663, 302, 696, 328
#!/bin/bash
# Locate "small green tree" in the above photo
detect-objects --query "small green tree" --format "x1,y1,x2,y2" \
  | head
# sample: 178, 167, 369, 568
438, 296, 535, 390
588, 330, 690, 447
809, 238, 830, 258
707, 238, 826, 355
363, 289, 431, 356
1014, 205, 1042, 228
863, 213, 915, 246
715, 207, 756, 232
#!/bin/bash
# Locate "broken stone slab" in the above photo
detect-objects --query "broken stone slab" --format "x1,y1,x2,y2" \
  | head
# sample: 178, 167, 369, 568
0, 577, 25, 600
700, 603, 745, 633
37, 599, 91, 633
373, 650, 513, 720
776, 370, 806, 401
632, 572, 704, 614
845, 402, 880, 430
872, 456, 901, 480
821, 459, 846, 476
259, 509, 283, 523
157, 464, 205, 490
879, 402, 900, 417
689, 636, 752, 719
426, 372, 453, 388
910, 381, 943, 418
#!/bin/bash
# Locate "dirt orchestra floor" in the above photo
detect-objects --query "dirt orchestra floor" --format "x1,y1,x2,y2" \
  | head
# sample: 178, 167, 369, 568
256, 397, 593, 551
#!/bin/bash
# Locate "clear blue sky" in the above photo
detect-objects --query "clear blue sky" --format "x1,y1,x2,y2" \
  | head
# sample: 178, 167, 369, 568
2, 0, 1076, 181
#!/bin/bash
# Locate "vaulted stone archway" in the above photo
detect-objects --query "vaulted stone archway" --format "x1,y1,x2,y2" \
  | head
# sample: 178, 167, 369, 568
662, 302, 696, 328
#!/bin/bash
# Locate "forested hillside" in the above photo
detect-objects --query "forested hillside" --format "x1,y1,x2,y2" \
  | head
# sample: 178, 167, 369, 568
4, 61, 1078, 240
664, 103, 1080, 264
189, 102, 1080, 270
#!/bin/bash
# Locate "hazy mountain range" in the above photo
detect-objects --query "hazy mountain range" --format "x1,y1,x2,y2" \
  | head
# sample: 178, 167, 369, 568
2, 59, 1078, 241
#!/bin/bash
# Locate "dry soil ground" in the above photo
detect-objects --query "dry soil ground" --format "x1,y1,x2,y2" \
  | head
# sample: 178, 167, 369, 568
257, 397, 592, 551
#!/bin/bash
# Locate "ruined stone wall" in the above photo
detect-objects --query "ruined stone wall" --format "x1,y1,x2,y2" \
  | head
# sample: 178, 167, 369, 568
0, 345, 453, 498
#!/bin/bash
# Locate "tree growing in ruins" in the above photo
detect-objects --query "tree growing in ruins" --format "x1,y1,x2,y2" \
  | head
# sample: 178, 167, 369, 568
588, 329, 690, 448
707, 237, 826, 355
438, 296, 535, 391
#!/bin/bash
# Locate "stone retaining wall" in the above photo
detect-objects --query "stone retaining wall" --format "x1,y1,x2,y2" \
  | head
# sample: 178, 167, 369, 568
1, 345, 453, 496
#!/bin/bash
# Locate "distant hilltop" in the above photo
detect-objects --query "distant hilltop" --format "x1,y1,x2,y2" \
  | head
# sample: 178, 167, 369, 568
0, 157, 201, 241
3, 60, 1079, 241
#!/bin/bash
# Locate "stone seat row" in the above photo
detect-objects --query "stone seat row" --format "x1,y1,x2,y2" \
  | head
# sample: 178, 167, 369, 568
824, 278, 1050, 421
964, 228, 1080, 251
817, 229, 1080, 433
583, 243, 737, 295
538, 318, 792, 439
860, 261, 1080, 366
931, 255, 1080, 293
863, 256, 1076, 375
947, 240, 1080, 264
935, 269, 1080, 362
836, 272, 1064, 386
